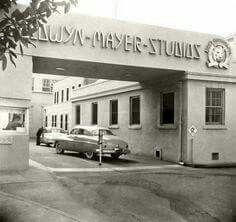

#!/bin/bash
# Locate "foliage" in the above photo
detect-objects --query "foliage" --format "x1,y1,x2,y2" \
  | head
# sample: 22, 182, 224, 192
0, 0, 78, 70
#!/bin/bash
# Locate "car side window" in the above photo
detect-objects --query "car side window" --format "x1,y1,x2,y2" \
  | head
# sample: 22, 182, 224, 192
70, 129, 77, 135
84, 129, 92, 136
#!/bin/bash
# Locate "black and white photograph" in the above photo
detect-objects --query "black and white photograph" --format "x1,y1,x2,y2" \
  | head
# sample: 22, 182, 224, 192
0, 0, 235, 221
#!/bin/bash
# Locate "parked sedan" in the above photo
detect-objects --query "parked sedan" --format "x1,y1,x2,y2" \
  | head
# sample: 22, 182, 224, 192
54, 125, 130, 159
40, 127, 68, 147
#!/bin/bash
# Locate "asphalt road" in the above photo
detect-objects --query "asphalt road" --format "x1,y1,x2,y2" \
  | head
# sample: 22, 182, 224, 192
29, 142, 236, 222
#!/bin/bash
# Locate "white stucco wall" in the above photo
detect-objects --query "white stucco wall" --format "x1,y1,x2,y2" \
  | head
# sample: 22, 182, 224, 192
185, 79, 236, 165
0, 56, 32, 171
71, 80, 182, 162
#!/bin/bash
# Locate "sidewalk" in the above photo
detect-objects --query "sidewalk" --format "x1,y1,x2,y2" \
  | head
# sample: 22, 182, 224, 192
0, 167, 110, 222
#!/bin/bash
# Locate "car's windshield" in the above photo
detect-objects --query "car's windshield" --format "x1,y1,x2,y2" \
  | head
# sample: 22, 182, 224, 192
92, 129, 114, 136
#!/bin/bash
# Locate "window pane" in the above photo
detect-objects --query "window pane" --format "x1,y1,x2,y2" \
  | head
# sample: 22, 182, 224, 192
55, 115, 57, 127
92, 103, 98, 125
65, 114, 68, 130
76, 105, 81, 125
45, 116, 48, 127
61, 90, 64, 102
110, 100, 118, 125
0, 109, 26, 132
60, 114, 63, 129
66, 88, 69, 101
42, 79, 51, 92
130, 96, 140, 125
161, 92, 174, 124
205, 88, 224, 125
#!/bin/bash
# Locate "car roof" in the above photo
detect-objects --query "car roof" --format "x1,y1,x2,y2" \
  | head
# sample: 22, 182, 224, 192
45, 127, 64, 131
72, 125, 109, 131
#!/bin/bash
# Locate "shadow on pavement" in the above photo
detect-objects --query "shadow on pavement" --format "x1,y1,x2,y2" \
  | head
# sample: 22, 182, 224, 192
62, 152, 139, 164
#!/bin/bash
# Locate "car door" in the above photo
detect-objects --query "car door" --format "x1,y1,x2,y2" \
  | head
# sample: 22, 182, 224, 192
72, 128, 88, 152
81, 129, 98, 153
61, 128, 78, 151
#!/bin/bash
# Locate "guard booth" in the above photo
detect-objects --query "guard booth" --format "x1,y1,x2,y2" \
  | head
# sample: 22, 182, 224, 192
0, 11, 235, 170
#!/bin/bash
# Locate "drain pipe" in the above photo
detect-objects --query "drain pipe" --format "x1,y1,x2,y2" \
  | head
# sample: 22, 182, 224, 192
178, 80, 184, 165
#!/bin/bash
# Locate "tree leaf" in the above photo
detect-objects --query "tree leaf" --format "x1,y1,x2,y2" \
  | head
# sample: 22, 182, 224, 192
19, 43, 24, 56
1, 54, 7, 71
9, 49, 17, 58
9, 54, 16, 67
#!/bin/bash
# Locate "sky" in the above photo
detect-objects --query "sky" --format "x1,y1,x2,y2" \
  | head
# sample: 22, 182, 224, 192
17, 0, 236, 36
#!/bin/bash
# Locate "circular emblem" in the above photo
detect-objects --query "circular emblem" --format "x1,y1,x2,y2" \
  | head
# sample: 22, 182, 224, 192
205, 38, 231, 69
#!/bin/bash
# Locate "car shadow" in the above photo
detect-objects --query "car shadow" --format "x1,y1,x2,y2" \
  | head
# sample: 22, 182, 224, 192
62, 152, 139, 164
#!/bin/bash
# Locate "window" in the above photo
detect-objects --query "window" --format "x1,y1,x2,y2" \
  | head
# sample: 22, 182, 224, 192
54, 92, 56, 104
61, 90, 64, 103
66, 88, 69, 101
42, 79, 51, 92
78, 84, 81, 87
55, 115, 57, 127
0, 108, 26, 132
161, 92, 175, 124
51, 115, 54, 127
60, 114, 63, 129
65, 114, 68, 130
76, 105, 81, 125
206, 88, 225, 125
110, 100, 118, 125
130, 96, 140, 125
56, 91, 59, 104
91, 102, 98, 125
45, 116, 48, 127
51, 115, 57, 127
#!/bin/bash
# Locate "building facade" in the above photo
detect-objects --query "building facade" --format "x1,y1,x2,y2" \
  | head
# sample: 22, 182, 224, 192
30, 74, 65, 138
0, 12, 235, 170
44, 77, 97, 131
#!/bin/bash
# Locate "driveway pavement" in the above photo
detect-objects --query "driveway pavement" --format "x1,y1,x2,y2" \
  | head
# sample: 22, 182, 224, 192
0, 142, 235, 222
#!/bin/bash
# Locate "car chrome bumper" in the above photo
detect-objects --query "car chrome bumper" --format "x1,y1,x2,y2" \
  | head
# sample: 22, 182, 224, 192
96, 148, 131, 155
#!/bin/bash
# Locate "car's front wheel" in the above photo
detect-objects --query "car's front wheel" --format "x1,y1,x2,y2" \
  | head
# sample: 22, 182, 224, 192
84, 151, 94, 159
55, 142, 64, 154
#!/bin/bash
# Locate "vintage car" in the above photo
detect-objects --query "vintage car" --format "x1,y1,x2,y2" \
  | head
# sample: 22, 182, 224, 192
40, 127, 68, 147
54, 125, 130, 159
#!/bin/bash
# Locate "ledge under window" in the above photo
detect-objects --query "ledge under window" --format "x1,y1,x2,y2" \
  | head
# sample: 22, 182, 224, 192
203, 125, 227, 130
108, 125, 119, 129
157, 124, 177, 130
128, 124, 142, 130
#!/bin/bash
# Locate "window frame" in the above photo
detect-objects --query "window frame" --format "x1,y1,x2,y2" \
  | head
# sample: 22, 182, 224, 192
45, 116, 48, 127
56, 91, 59, 104
54, 92, 56, 104
91, 102, 98, 125
110, 99, 118, 126
60, 114, 63, 129
76, 105, 81, 125
129, 96, 140, 125
160, 92, 175, 125
61, 90, 64, 103
205, 88, 225, 125
0, 107, 27, 133
65, 114, 68, 130
42, 79, 51, 92
66, 88, 69, 101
